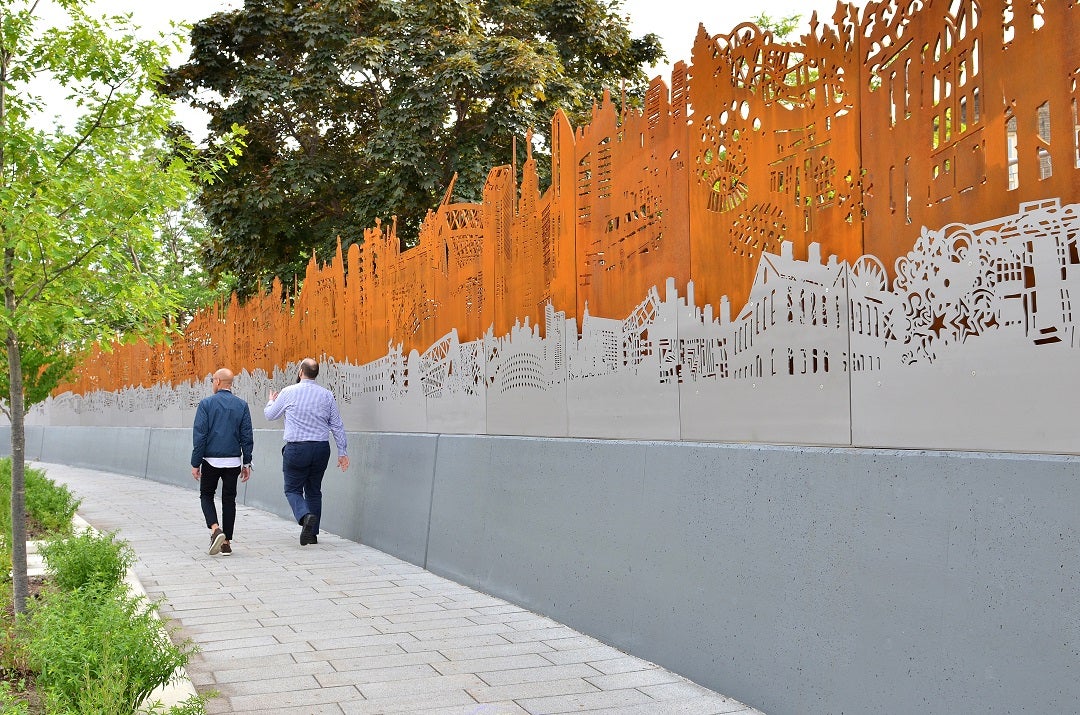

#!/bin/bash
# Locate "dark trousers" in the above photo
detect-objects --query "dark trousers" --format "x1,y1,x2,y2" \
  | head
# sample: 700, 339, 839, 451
282, 441, 331, 534
199, 462, 241, 540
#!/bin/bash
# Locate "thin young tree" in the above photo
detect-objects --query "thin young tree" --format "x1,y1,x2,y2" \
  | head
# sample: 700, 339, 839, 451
0, 0, 243, 613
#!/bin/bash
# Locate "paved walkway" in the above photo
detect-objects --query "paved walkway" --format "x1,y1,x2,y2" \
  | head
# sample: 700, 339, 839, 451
36, 462, 763, 715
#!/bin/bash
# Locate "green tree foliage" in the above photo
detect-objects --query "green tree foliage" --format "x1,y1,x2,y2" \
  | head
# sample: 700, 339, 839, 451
0, 0, 243, 614
752, 12, 802, 40
158, 201, 239, 328
166, 0, 664, 296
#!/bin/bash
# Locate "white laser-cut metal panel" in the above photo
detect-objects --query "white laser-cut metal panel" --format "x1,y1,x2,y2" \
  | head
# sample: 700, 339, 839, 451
851, 198, 1080, 452
327, 348, 428, 434
484, 307, 569, 437
566, 283, 681, 440
423, 330, 488, 435
679, 244, 854, 446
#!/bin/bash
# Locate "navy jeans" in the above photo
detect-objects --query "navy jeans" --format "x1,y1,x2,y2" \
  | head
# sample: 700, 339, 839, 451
199, 462, 240, 540
282, 441, 331, 534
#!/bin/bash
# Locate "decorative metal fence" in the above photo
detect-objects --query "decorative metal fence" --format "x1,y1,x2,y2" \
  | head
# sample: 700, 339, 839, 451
48, 2, 1080, 453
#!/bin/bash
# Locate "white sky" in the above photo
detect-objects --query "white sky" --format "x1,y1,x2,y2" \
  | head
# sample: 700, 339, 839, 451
89, 0, 842, 70
628, 0, 842, 78
80, 0, 843, 134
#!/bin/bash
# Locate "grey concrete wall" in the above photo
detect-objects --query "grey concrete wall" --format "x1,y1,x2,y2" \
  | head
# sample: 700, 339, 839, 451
3, 425, 1078, 715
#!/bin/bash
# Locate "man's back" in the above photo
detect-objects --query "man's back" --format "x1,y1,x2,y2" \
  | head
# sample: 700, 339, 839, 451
264, 379, 347, 451
264, 357, 350, 545
194, 390, 253, 461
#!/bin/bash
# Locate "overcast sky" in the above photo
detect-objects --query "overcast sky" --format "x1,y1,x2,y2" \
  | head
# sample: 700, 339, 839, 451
90, 0, 842, 70
79, 0, 843, 134
627, 0, 840, 77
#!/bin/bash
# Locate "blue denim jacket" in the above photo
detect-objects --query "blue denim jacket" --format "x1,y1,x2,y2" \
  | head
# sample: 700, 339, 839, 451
191, 389, 254, 467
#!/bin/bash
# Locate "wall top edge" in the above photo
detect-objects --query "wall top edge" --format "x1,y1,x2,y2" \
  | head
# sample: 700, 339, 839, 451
19, 425, 1077, 463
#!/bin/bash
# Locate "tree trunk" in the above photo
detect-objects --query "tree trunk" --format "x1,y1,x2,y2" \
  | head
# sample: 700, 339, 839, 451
0, 0, 25, 617
6, 326, 27, 615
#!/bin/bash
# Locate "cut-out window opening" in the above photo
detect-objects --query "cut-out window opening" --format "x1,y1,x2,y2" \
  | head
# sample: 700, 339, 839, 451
904, 59, 912, 117
1037, 101, 1052, 179
1038, 148, 1052, 180
1006, 114, 1019, 190
955, 0, 969, 38
1037, 102, 1051, 143
889, 165, 897, 213
1073, 98, 1080, 168
904, 157, 912, 224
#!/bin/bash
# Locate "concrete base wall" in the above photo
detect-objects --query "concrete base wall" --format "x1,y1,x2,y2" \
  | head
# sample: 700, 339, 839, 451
6, 425, 1078, 715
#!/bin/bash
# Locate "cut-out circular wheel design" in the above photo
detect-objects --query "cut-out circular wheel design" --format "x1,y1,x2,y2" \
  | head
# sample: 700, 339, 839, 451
852, 255, 888, 291
701, 149, 750, 213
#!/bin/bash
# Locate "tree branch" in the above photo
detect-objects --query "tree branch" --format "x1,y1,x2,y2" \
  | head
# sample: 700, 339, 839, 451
18, 233, 114, 308
35, 82, 122, 187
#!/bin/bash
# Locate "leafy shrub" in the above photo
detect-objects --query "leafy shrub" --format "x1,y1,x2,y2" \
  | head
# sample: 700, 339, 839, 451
1, 469, 208, 714
27, 583, 195, 714
145, 692, 215, 715
24, 469, 79, 537
0, 458, 80, 557
39, 529, 133, 593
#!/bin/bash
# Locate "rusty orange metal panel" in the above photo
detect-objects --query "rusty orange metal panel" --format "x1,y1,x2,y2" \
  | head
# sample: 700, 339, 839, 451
686, 15, 867, 315
573, 84, 692, 322
859, 1, 1080, 266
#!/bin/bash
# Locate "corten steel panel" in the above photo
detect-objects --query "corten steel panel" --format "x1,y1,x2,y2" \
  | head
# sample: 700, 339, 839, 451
573, 84, 692, 323
686, 16, 866, 316
859, 1, 1080, 266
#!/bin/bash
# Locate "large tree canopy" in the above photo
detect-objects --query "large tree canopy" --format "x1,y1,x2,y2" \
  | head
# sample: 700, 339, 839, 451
166, 0, 663, 296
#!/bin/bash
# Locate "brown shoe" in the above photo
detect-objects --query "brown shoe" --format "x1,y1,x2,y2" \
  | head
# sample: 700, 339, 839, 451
220, 542, 232, 555
209, 528, 225, 555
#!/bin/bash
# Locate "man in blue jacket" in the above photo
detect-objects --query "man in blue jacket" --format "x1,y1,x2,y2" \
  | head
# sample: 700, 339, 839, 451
191, 368, 254, 555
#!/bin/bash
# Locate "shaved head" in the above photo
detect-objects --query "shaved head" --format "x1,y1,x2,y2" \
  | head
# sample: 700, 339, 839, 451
213, 368, 235, 390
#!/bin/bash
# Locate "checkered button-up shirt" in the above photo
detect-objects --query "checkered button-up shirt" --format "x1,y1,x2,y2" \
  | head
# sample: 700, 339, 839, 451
264, 379, 348, 456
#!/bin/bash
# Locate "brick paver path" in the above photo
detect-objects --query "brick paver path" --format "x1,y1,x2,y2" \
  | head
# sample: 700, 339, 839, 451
40, 463, 762, 715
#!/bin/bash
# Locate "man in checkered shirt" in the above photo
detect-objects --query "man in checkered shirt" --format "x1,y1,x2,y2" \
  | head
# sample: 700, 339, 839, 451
264, 358, 350, 545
